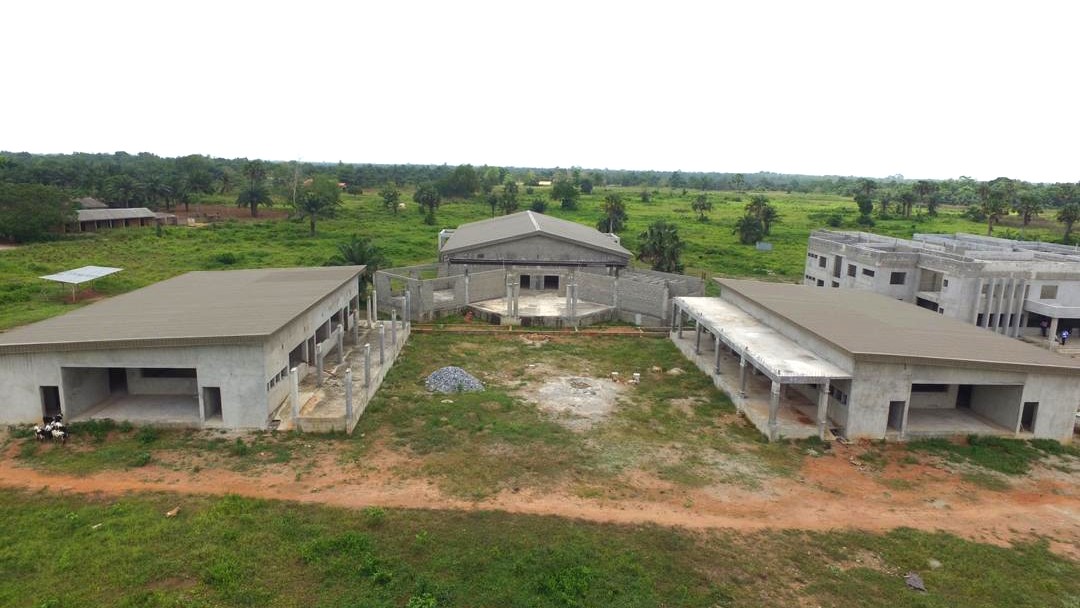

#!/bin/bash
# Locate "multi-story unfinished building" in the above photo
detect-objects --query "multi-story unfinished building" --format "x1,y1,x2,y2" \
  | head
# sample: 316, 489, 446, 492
804, 231, 1080, 342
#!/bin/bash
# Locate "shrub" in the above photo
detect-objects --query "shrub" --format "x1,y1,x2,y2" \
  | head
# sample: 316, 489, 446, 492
135, 426, 160, 445
529, 198, 548, 213
128, 451, 152, 467
856, 214, 875, 227
825, 214, 844, 227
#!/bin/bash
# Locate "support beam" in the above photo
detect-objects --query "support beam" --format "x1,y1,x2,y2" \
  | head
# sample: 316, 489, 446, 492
391, 309, 397, 347
676, 305, 683, 338
972, 278, 985, 326
694, 323, 702, 354
336, 328, 344, 365
1049, 316, 1060, 341
404, 290, 411, 329
364, 343, 371, 387
999, 279, 1015, 335
739, 356, 747, 393
713, 334, 722, 374
816, 380, 830, 440
1011, 281, 1026, 337
315, 342, 323, 387
379, 323, 386, 365
768, 381, 781, 441
344, 368, 354, 423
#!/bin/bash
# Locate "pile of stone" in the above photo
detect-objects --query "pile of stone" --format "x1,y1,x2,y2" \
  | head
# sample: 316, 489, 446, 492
425, 366, 484, 393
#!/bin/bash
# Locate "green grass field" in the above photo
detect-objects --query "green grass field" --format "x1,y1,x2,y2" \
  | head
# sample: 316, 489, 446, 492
3, 186, 1065, 331
2, 489, 1076, 608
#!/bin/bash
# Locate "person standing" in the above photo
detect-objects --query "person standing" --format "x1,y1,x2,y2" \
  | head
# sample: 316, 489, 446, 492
1062, 330, 1070, 346
1040, 319, 1049, 337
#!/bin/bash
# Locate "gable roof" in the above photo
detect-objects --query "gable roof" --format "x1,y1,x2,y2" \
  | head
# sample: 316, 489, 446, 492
74, 196, 109, 209
76, 207, 157, 222
0, 267, 364, 354
717, 278, 1080, 374
440, 211, 631, 258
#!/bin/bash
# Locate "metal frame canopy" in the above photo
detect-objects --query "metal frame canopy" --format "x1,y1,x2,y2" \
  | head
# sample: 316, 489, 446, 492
40, 266, 122, 301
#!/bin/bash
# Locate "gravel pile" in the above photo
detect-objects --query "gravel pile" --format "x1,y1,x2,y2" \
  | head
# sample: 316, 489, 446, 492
425, 366, 485, 393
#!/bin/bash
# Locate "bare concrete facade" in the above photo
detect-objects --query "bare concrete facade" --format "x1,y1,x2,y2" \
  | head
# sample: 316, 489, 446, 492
0, 267, 365, 429
673, 279, 1080, 442
805, 231, 1080, 347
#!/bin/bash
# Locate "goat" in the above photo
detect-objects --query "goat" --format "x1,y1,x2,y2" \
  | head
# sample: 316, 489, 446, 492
49, 426, 68, 445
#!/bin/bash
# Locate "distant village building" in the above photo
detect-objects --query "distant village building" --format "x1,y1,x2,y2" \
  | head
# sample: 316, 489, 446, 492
74, 196, 109, 209
68, 208, 158, 232
0, 267, 364, 429
804, 231, 1080, 343
672, 279, 1080, 442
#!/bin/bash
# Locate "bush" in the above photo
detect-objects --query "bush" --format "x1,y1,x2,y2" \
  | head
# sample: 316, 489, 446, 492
963, 205, 986, 222
213, 252, 240, 265
855, 214, 875, 227
529, 198, 548, 213
229, 437, 251, 457
825, 214, 844, 227
128, 452, 152, 467
135, 427, 160, 445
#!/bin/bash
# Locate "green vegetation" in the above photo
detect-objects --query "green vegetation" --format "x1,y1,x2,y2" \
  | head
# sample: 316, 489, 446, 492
1, 489, 1076, 607
0, 182, 74, 243
907, 436, 1079, 475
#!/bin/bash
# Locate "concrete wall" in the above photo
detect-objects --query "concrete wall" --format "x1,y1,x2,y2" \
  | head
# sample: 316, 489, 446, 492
577, 273, 615, 306
126, 371, 197, 396
909, 384, 959, 409
1020, 373, 1080, 441
59, 368, 109, 418
970, 385, 1023, 430
0, 343, 267, 428
468, 269, 506, 303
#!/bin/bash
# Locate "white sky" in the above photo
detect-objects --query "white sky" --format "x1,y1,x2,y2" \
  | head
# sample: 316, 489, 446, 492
3, 1, 1078, 183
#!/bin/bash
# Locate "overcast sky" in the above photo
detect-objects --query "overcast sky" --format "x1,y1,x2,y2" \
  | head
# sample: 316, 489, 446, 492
3, 1, 1077, 183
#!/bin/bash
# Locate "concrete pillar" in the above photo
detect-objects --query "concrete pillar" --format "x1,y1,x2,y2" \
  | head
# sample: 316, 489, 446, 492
379, 323, 386, 365
739, 356, 747, 393
352, 307, 360, 344
513, 281, 520, 317
1011, 281, 1026, 337
565, 277, 573, 318
404, 290, 412, 328
675, 305, 683, 338
1000, 279, 1015, 335
301, 338, 310, 365
290, 368, 299, 421
463, 271, 470, 304
1049, 316, 1060, 341
364, 343, 371, 387
370, 289, 377, 325
344, 367, 353, 423
612, 277, 619, 309
506, 277, 514, 317
337, 328, 344, 364
768, 380, 781, 441
694, 323, 702, 355
971, 277, 984, 325
661, 285, 670, 321
315, 342, 323, 387
816, 380, 830, 440
391, 309, 397, 346
713, 334, 722, 374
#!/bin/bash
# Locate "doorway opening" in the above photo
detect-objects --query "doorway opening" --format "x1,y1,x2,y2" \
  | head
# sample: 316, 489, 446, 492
108, 367, 128, 394
1020, 402, 1038, 432
887, 400, 906, 431
203, 387, 222, 421
543, 275, 559, 290
40, 386, 61, 419
520, 275, 531, 289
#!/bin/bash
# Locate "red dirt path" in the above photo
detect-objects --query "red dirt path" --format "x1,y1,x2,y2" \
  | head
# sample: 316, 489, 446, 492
3, 441, 1078, 558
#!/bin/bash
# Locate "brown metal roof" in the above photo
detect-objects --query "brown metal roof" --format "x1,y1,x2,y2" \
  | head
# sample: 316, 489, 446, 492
440, 211, 631, 258
716, 278, 1080, 374
0, 267, 364, 353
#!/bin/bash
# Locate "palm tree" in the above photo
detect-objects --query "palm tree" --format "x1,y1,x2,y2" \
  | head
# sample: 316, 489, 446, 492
691, 194, 713, 221
745, 194, 780, 235
237, 159, 271, 217
597, 193, 627, 232
379, 183, 401, 214
733, 215, 764, 244
295, 175, 341, 235
913, 180, 939, 215
330, 234, 388, 298
637, 220, 684, 273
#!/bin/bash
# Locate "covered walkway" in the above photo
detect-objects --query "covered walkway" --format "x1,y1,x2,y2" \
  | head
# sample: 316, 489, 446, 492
671, 297, 852, 441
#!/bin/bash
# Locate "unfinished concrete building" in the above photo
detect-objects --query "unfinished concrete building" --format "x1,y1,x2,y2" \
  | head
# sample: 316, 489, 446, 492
672, 279, 1080, 442
0, 267, 368, 429
376, 211, 704, 326
68, 207, 159, 232
805, 230, 1080, 347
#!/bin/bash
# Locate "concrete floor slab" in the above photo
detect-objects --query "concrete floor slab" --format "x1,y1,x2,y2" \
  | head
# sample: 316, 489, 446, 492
75, 394, 203, 426
671, 331, 823, 440
471, 291, 610, 318
903, 408, 1014, 438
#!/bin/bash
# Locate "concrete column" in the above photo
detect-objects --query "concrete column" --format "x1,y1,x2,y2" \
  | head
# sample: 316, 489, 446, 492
713, 335, 722, 374
1049, 316, 1060, 341
816, 380, 830, 440
315, 342, 323, 387
336, 328, 344, 364
971, 277, 985, 325
993, 278, 1010, 334
506, 277, 514, 317
1011, 281, 1026, 337
661, 285, 670, 321
513, 281, 520, 317
301, 338, 310, 365
290, 368, 299, 420
391, 309, 397, 347
676, 305, 683, 338
739, 356, 747, 393
464, 272, 470, 304
370, 289, 377, 325
565, 277, 573, 318
612, 277, 619, 309
768, 380, 781, 441
404, 290, 412, 328
694, 323, 702, 355
364, 343, 371, 388
344, 368, 353, 423
352, 307, 360, 344
378, 323, 386, 365
985, 278, 999, 330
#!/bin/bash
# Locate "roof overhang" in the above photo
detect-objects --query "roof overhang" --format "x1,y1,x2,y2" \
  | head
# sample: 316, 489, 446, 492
674, 296, 852, 384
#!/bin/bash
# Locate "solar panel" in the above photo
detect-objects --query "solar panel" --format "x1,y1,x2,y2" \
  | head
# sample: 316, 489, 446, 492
40, 266, 122, 285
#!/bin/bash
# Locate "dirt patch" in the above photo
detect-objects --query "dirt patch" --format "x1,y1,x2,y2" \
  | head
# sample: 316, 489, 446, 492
523, 376, 625, 431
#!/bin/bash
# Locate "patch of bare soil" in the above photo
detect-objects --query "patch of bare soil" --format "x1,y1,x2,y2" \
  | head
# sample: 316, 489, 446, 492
523, 376, 625, 431
173, 204, 289, 221
2, 432, 1079, 558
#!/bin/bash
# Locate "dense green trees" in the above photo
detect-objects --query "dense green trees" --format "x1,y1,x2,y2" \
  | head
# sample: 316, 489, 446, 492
329, 234, 388, 295
294, 175, 341, 235
550, 178, 579, 210
379, 184, 401, 214
1058, 204, 1080, 242
977, 183, 1010, 235
0, 183, 73, 243
413, 183, 441, 225
237, 160, 273, 218
637, 220, 684, 273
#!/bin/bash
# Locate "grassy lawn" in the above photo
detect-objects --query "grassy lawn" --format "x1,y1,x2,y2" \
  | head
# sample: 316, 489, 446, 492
3, 186, 1063, 331
1, 488, 1076, 608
